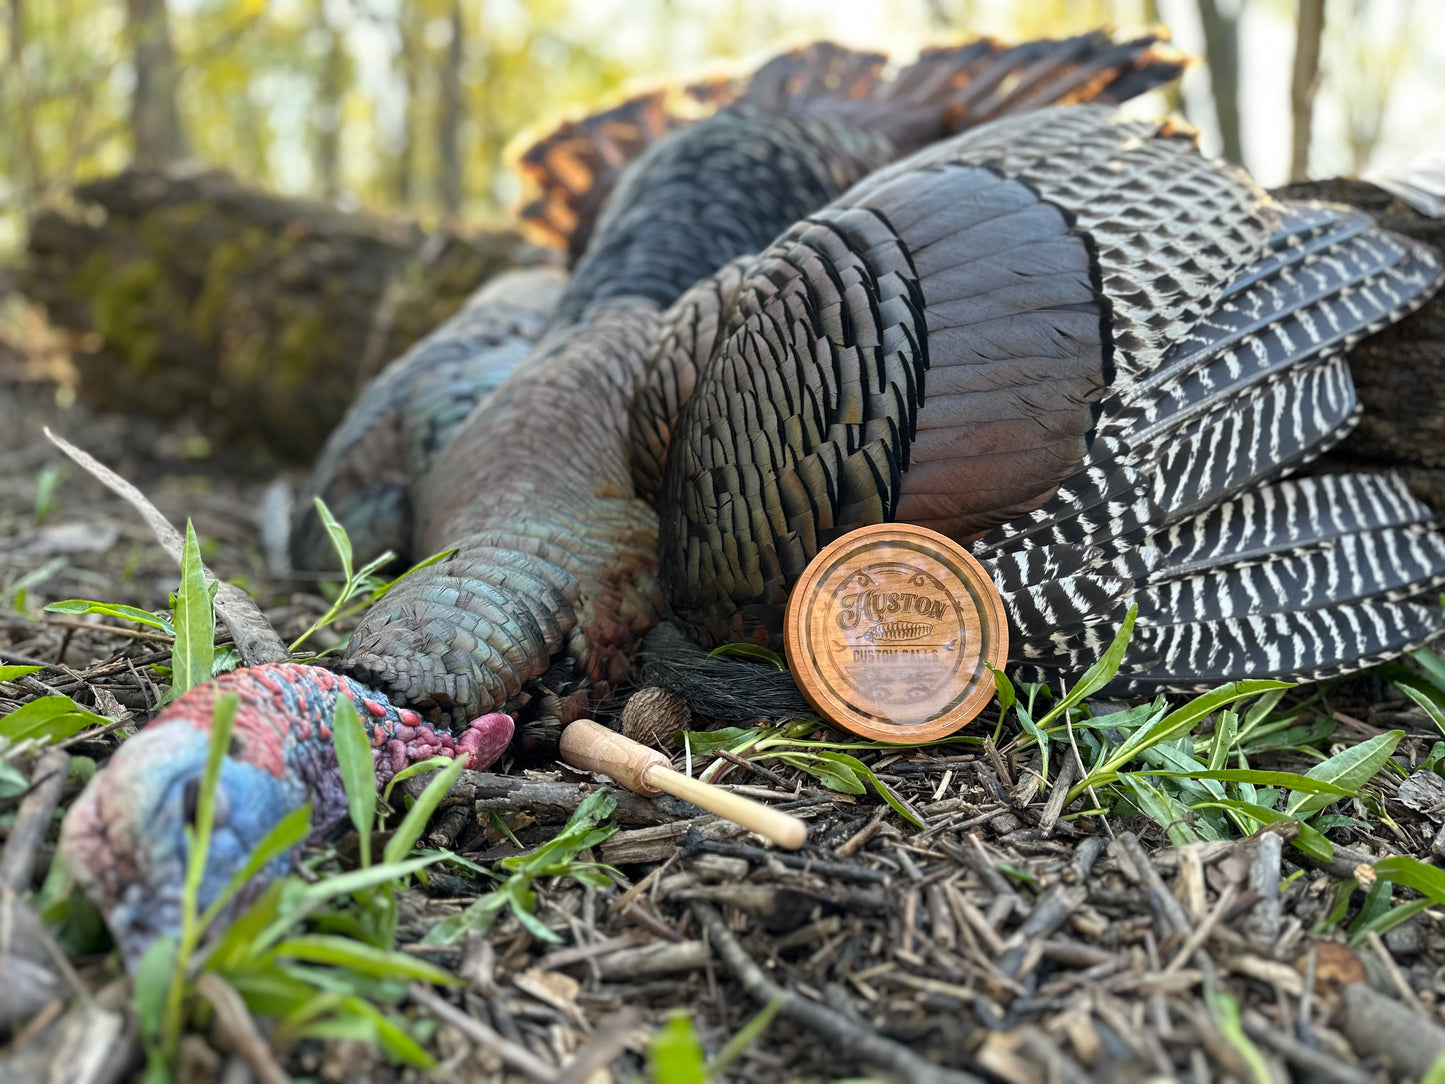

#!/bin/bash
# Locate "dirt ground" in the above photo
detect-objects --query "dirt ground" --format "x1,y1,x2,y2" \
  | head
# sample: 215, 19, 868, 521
6, 298, 1445, 1083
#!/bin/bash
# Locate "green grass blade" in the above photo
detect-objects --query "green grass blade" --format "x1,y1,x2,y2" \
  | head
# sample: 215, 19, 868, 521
1373, 856, 1445, 906
200, 805, 312, 933
708, 642, 787, 670
649, 1013, 707, 1084
170, 520, 214, 696
382, 755, 466, 864
268, 934, 459, 984
710, 1000, 788, 1080
332, 697, 377, 868
1411, 648, 1445, 694
1285, 730, 1402, 818
382, 755, 453, 804
313, 498, 353, 580
1037, 605, 1137, 727
45, 599, 175, 635
1348, 895, 1432, 947
1141, 769, 1355, 796
813, 751, 925, 828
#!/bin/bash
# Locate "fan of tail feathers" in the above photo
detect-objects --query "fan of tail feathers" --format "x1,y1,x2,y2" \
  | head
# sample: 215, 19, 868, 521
516, 30, 1185, 263
648, 104, 1445, 693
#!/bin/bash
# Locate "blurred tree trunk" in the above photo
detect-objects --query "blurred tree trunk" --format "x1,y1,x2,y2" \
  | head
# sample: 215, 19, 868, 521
6, 0, 41, 217
1290, 0, 1326, 181
315, 17, 345, 203
392, 9, 419, 207
1195, 0, 1242, 164
125, 0, 187, 167
437, 0, 464, 219
20, 168, 536, 460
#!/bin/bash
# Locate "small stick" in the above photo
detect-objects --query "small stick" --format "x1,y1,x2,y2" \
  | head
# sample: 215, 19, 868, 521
560, 720, 807, 850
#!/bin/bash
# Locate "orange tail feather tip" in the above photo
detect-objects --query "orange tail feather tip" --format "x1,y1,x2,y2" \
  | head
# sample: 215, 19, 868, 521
513, 30, 1185, 259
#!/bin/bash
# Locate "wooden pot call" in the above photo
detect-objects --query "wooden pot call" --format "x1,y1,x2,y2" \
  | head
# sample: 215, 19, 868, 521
559, 719, 808, 850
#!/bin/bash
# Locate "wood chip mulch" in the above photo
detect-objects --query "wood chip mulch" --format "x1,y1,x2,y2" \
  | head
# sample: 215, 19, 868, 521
5, 334, 1445, 1082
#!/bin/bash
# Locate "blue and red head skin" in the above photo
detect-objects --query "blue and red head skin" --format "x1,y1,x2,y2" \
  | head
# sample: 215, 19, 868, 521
59, 662, 513, 969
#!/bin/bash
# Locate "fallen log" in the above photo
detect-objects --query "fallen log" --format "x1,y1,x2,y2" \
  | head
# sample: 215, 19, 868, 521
20, 168, 545, 461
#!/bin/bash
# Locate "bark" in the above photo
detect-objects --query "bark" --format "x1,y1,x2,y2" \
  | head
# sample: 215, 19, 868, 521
19, 168, 539, 460
1290, 0, 1327, 181
125, 0, 187, 168
437, 0, 465, 219
1279, 177, 1445, 509
1195, 0, 1243, 164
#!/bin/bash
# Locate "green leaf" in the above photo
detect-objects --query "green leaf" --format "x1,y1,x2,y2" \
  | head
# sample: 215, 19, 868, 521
0, 664, 43, 681
649, 1012, 707, 1084
382, 755, 465, 864
1189, 800, 1335, 861
170, 520, 214, 697
133, 934, 178, 1041
332, 697, 377, 868
366, 547, 457, 606
1205, 985, 1272, 1084
1208, 711, 1237, 771
422, 790, 617, 945
314, 498, 354, 580
1036, 605, 1137, 727
987, 664, 1016, 716
0, 695, 111, 743
44, 599, 174, 635
775, 751, 864, 795
681, 727, 766, 756
707, 642, 787, 670
253, 854, 446, 954
813, 751, 926, 829
268, 934, 459, 984
1141, 769, 1356, 796
1412, 648, 1445, 694
381, 755, 453, 804
1119, 773, 1200, 845
1373, 856, 1445, 906
1285, 730, 1402, 818
1383, 665, 1445, 736
1348, 876, 1394, 939
1349, 895, 1432, 947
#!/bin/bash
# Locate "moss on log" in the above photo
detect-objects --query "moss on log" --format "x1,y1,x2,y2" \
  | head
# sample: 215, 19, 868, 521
21, 168, 546, 460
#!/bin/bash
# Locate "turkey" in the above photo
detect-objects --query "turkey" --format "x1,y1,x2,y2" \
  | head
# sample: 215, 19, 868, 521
64, 32, 1185, 962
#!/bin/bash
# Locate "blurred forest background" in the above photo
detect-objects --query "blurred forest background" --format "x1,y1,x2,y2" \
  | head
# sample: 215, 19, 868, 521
0, 0, 1441, 462
2, 0, 1440, 254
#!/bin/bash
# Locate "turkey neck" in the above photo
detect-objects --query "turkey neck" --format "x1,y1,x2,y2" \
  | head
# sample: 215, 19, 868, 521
340, 301, 664, 732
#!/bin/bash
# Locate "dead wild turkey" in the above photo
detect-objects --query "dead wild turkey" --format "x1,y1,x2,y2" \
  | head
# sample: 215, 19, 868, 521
61, 32, 1445, 962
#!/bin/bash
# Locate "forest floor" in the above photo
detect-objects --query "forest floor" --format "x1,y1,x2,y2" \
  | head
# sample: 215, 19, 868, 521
5, 301, 1445, 1083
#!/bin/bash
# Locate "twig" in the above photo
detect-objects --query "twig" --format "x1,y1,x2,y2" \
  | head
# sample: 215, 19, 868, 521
1163, 882, 1239, 975
1365, 930, 1427, 1016
42, 429, 287, 666
0, 748, 69, 893
1242, 1008, 1370, 1084
555, 1008, 642, 1084
1064, 706, 1112, 838
40, 617, 175, 644
409, 983, 558, 1081
689, 899, 984, 1084
194, 973, 288, 1084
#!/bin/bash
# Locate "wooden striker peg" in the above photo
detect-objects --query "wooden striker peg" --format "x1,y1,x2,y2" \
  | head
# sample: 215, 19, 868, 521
559, 719, 808, 850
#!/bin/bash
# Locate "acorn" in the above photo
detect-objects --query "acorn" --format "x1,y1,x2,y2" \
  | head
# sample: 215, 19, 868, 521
620, 686, 691, 748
